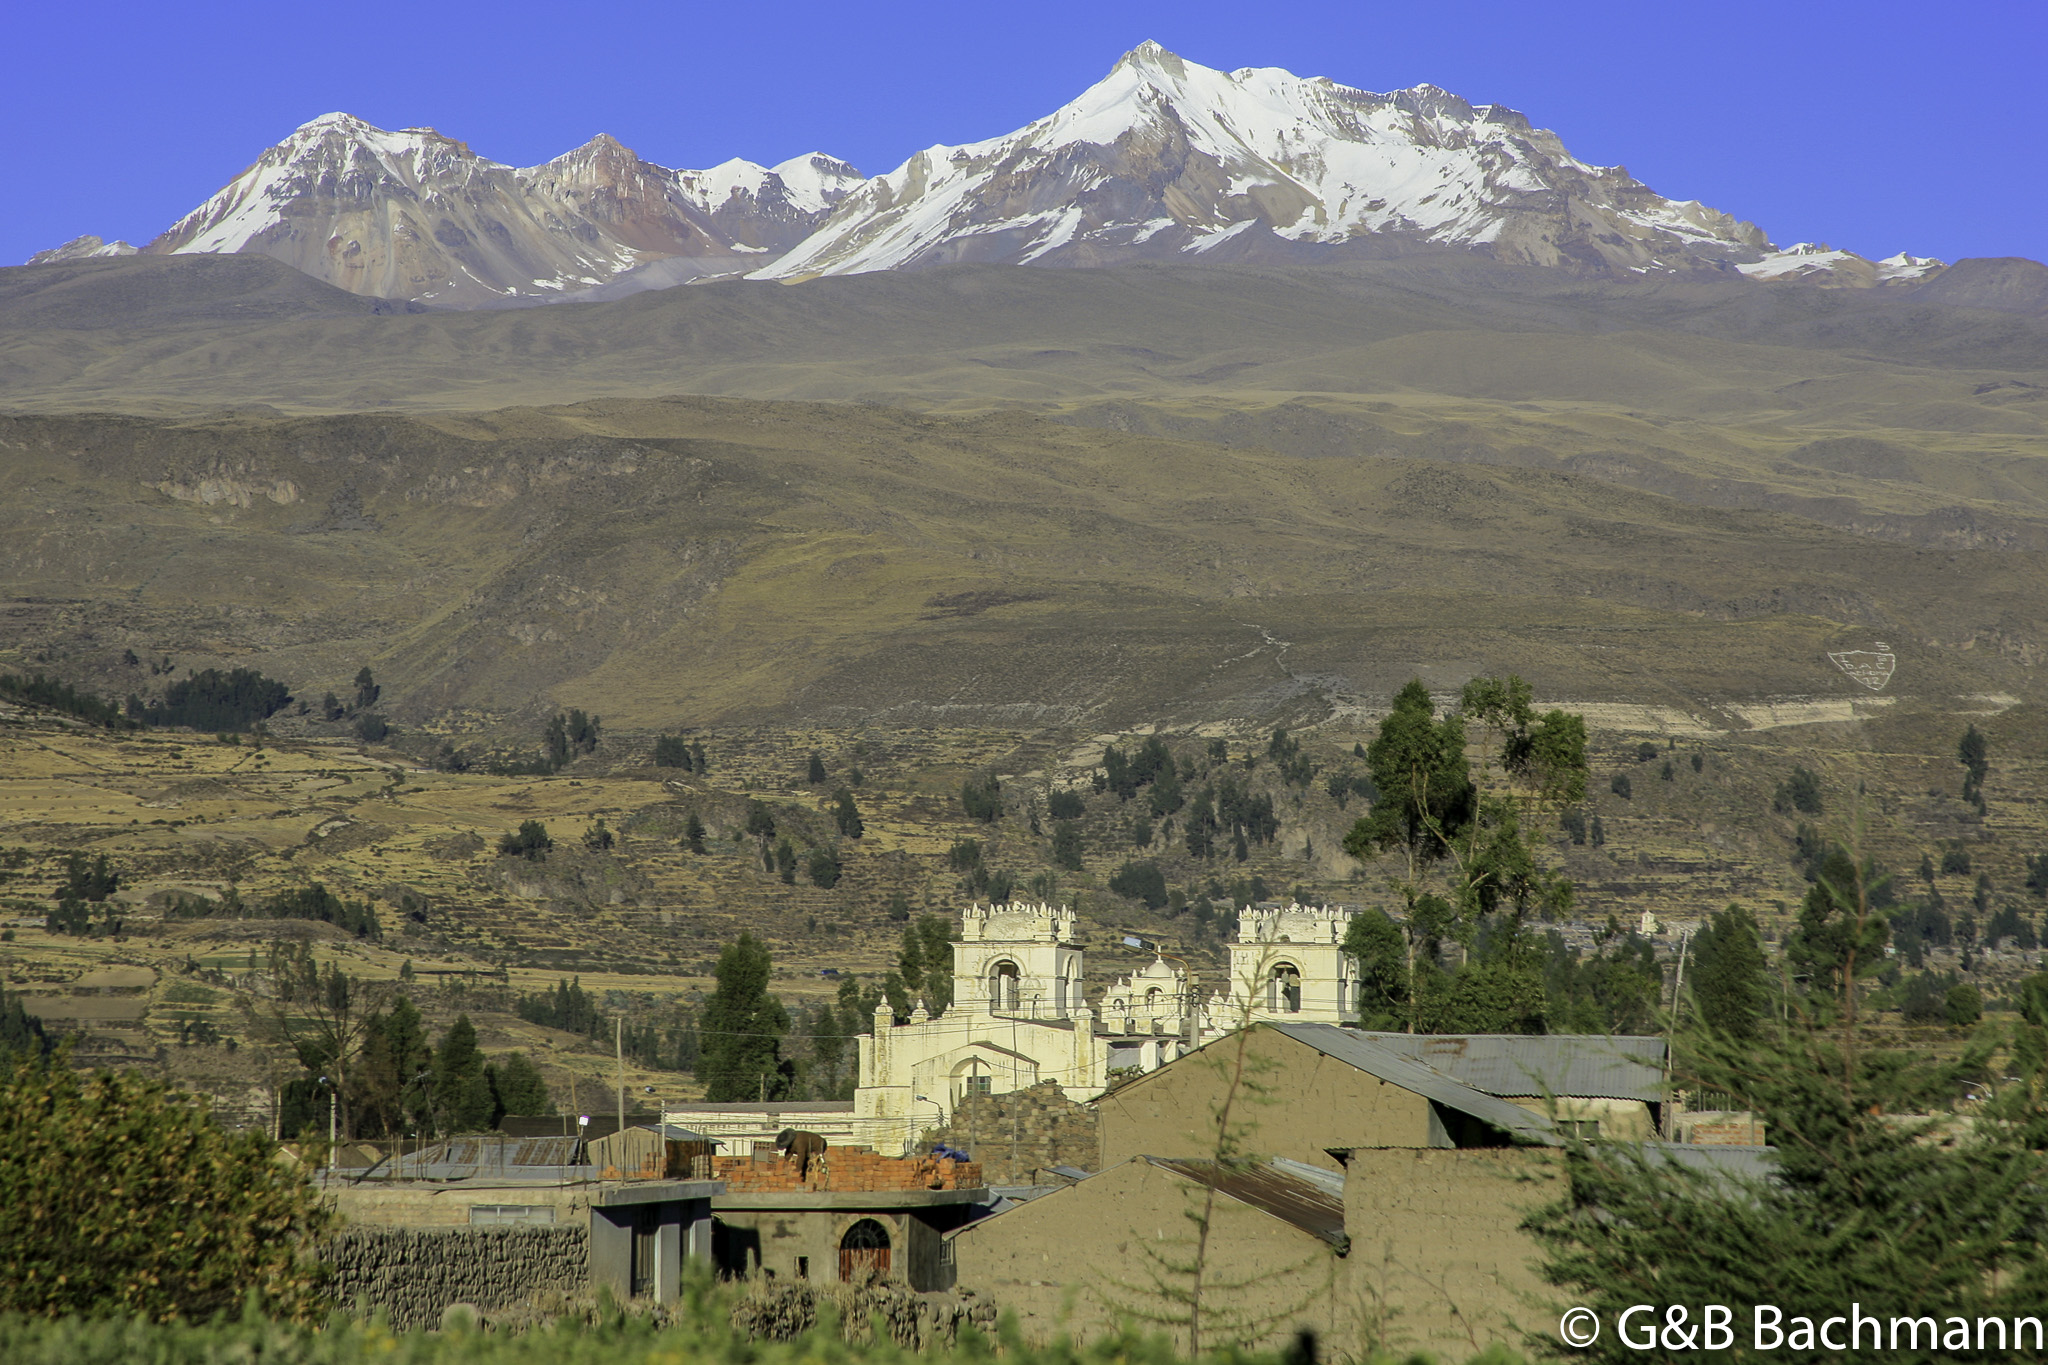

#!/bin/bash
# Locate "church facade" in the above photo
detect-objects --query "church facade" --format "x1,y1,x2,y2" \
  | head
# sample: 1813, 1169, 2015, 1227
668, 900, 1362, 1155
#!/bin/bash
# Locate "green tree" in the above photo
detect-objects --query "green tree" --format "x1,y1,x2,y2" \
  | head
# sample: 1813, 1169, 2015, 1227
0, 1057, 332, 1321
807, 751, 827, 784
774, 838, 798, 884
806, 845, 842, 888
898, 915, 956, 1014
498, 820, 551, 862
962, 772, 1004, 822
699, 934, 791, 1103
682, 812, 707, 854
833, 787, 864, 838
583, 818, 615, 852
1525, 924, 2039, 1365
1343, 679, 1474, 883
352, 995, 431, 1137
543, 714, 571, 770
1688, 904, 1770, 1040
434, 1014, 495, 1133
1108, 860, 1169, 909
744, 800, 776, 839
1, 989, 50, 1061
352, 666, 380, 712
1773, 764, 1824, 815
1786, 843, 1890, 999
1960, 722, 1990, 811
494, 1050, 553, 1115
1052, 820, 1084, 871
653, 734, 691, 769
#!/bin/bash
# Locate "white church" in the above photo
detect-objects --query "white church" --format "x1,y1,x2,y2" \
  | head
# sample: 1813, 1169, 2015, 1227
665, 899, 1362, 1154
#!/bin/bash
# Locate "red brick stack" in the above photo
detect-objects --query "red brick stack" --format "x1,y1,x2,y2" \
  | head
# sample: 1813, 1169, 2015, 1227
711, 1150, 983, 1193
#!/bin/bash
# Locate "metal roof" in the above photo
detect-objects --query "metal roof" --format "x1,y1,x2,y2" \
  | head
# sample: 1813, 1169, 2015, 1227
351, 1135, 594, 1183
1267, 1022, 1561, 1145
1148, 1157, 1349, 1249
1349, 1030, 1667, 1101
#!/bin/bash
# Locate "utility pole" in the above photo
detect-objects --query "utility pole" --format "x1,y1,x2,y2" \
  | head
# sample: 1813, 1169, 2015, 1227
615, 1014, 626, 1139
1661, 929, 1693, 1139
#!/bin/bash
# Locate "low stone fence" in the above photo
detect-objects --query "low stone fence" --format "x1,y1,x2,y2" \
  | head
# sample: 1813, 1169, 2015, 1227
324, 1225, 588, 1330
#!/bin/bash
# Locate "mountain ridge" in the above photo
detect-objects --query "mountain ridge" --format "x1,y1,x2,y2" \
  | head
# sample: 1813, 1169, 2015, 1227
33, 44, 2025, 308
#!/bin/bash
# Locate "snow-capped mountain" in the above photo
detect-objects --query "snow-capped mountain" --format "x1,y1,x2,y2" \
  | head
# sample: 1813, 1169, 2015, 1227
137, 114, 862, 306
28, 235, 139, 264
759, 42, 1789, 280
30, 44, 1966, 304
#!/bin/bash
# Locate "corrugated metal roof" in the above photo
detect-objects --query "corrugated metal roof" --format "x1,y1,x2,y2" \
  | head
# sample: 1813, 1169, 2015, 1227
1351, 1030, 1667, 1101
361, 1135, 593, 1182
1148, 1157, 1349, 1249
1267, 1022, 1560, 1145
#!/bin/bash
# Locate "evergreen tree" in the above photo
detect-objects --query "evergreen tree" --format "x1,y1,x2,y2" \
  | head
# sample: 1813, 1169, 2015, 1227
1960, 723, 1991, 811
699, 934, 790, 1103
1343, 679, 1475, 881
434, 1015, 494, 1133
543, 715, 571, 770
683, 812, 707, 854
897, 916, 956, 1014
1689, 904, 1770, 1040
1052, 820, 1084, 871
833, 787, 864, 838
653, 735, 690, 769
807, 751, 827, 784
495, 1051, 552, 1115
961, 772, 1004, 822
806, 845, 841, 888
352, 667, 380, 713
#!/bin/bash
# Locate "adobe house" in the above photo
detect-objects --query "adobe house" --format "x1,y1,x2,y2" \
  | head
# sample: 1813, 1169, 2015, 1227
1096, 1021, 1578, 1171
949, 1155, 1349, 1354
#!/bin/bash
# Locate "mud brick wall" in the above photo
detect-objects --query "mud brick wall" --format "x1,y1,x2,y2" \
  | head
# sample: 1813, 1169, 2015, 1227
927, 1080, 1100, 1184
324, 1225, 588, 1330
714, 1149, 983, 1191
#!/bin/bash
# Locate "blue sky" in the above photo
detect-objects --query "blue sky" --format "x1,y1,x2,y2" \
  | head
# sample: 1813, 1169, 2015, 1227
4, 0, 2041, 268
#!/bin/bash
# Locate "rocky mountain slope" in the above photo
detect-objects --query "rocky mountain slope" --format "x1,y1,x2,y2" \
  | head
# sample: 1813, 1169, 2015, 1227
132, 113, 862, 306
35, 44, 2019, 306
764, 42, 1782, 280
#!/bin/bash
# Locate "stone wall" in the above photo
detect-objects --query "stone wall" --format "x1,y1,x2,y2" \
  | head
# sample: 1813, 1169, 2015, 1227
324, 1225, 588, 1330
925, 1079, 1099, 1184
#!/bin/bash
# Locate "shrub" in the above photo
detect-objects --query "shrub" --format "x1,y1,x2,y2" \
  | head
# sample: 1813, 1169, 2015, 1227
653, 734, 692, 769
1941, 846, 1973, 877
498, 820, 552, 862
0, 1057, 331, 1320
1635, 741, 1660, 762
1773, 765, 1823, 816
1047, 789, 1086, 820
1610, 773, 1632, 800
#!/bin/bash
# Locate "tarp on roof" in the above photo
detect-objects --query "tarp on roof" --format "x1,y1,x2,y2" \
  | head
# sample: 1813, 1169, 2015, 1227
1266, 1022, 1560, 1145
1351, 1030, 1666, 1101
1148, 1157, 1348, 1249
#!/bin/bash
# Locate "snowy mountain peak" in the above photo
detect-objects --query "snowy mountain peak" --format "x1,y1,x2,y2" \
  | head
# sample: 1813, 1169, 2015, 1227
26, 235, 139, 265
758, 45, 1773, 281
121, 113, 861, 305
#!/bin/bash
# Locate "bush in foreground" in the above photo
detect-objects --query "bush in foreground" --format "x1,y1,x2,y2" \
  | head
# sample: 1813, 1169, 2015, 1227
0, 1056, 331, 1322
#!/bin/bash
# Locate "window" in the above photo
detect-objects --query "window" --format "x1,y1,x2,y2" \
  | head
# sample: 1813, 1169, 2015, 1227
468, 1204, 556, 1225
1268, 964, 1302, 1014
989, 961, 1020, 1010
966, 1074, 993, 1096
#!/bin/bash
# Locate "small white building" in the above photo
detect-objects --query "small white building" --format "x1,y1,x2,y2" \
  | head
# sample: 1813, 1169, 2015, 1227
667, 900, 1362, 1154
